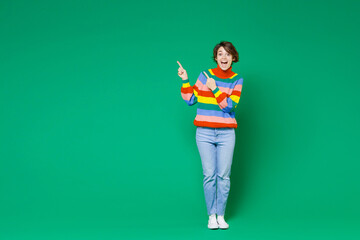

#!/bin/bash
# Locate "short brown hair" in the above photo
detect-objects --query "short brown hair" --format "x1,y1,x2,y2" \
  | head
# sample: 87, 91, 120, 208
213, 41, 239, 63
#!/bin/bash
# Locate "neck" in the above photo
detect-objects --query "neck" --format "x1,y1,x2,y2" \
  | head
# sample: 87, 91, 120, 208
212, 65, 235, 79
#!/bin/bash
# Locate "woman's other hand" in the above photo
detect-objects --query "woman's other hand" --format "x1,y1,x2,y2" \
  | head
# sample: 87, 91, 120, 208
203, 72, 217, 91
177, 61, 188, 80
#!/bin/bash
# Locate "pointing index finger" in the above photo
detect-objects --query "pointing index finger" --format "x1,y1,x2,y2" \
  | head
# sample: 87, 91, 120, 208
203, 71, 210, 79
177, 61, 183, 69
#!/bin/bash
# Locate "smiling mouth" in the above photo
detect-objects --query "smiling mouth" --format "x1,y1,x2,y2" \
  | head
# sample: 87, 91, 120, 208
221, 61, 228, 65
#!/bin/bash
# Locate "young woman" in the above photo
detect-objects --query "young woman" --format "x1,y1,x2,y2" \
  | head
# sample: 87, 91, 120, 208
177, 41, 243, 230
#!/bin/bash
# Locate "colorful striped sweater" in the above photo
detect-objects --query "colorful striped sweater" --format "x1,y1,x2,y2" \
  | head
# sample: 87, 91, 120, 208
181, 65, 243, 128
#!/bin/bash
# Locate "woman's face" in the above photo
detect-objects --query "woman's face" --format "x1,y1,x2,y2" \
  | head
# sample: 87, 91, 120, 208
216, 46, 233, 70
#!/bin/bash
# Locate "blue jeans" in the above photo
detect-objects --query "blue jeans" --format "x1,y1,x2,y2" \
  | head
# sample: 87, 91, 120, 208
196, 127, 236, 216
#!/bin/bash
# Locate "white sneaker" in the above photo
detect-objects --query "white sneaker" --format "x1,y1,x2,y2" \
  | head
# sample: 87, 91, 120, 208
217, 215, 229, 229
208, 214, 219, 229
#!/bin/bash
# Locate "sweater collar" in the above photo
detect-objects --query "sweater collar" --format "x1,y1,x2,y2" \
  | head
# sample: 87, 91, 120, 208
211, 64, 235, 79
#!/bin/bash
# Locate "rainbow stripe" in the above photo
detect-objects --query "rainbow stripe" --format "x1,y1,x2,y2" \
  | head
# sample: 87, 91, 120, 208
181, 69, 243, 128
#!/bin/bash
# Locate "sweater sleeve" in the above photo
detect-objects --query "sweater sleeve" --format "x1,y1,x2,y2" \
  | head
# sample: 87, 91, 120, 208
211, 78, 243, 113
180, 78, 199, 106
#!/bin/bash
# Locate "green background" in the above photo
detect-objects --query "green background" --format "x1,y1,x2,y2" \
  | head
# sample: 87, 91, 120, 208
1, 0, 359, 239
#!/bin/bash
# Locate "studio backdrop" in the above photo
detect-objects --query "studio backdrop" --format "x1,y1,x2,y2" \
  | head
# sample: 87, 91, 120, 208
1, 0, 359, 239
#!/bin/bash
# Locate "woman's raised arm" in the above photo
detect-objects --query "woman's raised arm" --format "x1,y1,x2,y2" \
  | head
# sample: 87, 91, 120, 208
178, 61, 198, 106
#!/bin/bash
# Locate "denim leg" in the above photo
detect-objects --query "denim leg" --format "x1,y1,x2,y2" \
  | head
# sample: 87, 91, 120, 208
216, 128, 235, 216
196, 127, 217, 215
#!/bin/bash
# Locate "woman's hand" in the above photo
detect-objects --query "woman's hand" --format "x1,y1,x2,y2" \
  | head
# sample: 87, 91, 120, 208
203, 72, 217, 91
177, 61, 188, 80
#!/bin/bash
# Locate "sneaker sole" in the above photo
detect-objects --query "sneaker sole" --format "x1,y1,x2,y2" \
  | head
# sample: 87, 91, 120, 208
208, 224, 219, 230
208, 227, 219, 230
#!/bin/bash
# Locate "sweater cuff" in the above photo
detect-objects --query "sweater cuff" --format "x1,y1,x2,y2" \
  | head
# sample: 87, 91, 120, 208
182, 79, 189, 84
182, 79, 190, 87
212, 87, 221, 98
212, 86, 220, 94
